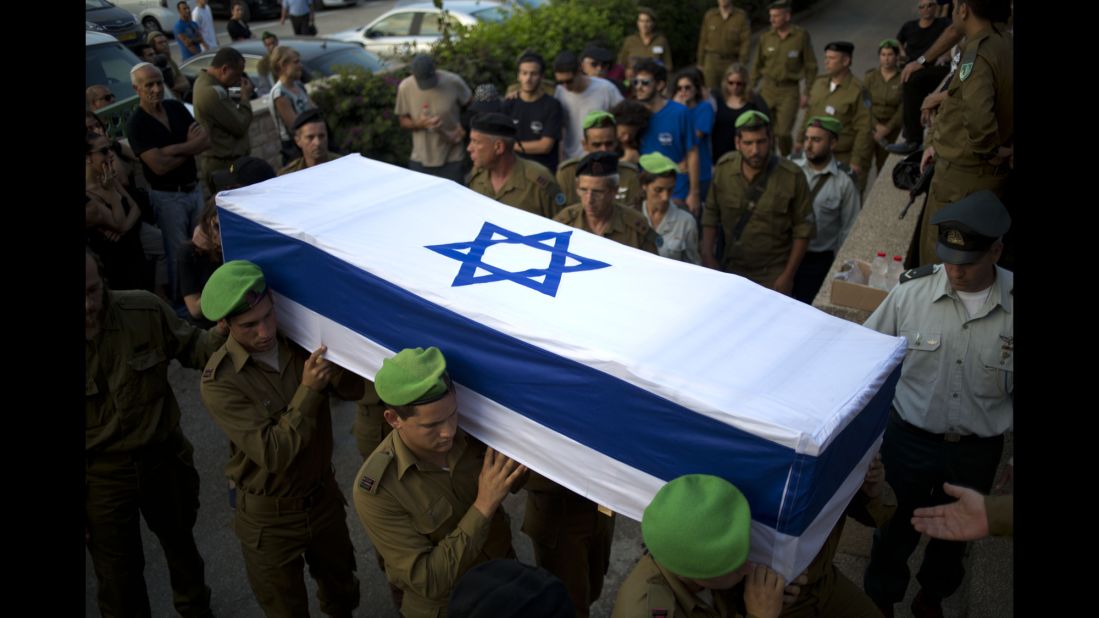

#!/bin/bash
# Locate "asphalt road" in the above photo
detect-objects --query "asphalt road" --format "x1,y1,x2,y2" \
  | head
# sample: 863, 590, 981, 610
89, 2, 1013, 616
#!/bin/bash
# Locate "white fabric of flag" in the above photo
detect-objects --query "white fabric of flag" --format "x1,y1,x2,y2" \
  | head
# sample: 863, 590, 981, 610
215, 154, 906, 580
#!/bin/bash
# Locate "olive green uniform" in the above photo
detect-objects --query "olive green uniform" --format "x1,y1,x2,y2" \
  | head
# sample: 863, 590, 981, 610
862, 68, 903, 174
201, 333, 364, 618
193, 70, 253, 194
278, 150, 341, 176
467, 156, 566, 219
704, 153, 815, 286
612, 553, 751, 618
618, 33, 674, 73
780, 490, 894, 618
919, 26, 1013, 266
557, 158, 644, 212
749, 26, 818, 155
353, 429, 515, 618
86, 290, 223, 618
802, 72, 873, 193
554, 201, 659, 253
697, 7, 752, 92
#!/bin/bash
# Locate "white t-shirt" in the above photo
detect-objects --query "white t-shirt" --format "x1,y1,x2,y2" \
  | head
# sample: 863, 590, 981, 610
555, 76, 624, 160
192, 5, 218, 51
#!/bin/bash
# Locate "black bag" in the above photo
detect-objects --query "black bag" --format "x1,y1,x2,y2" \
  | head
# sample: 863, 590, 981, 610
893, 150, 935, 219
305, 22, 317, 36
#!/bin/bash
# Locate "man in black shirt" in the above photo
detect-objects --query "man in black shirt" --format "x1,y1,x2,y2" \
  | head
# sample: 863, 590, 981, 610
126, 62, 211, 303
500, 51, 564, 173
887, 0, 953, 154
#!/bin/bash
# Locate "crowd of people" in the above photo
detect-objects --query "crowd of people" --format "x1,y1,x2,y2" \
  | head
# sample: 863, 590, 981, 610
85, 0, 1012, 616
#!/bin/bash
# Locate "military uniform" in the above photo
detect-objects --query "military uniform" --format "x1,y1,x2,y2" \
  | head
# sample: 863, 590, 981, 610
554, 201, 659, 253
86, 290, 222, 618
468, 156, 566, 219
612, 553, 747, 618
557, 157, 644, 211
749, 25, 817, 155
201, 333, 364, 617
862, 68, 904, 173
193, 70, 253, 194
704, 152, 814, 286
918, 26, 1013, 266
278, 150, 341, 176
618, 33, 674, 72
354, 429, 515, 618
697, 6, 752, 92
802, 73, 873, 192
863, 251, 1014, 608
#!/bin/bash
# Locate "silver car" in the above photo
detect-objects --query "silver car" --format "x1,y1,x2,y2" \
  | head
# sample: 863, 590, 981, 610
328, 1, 511, 58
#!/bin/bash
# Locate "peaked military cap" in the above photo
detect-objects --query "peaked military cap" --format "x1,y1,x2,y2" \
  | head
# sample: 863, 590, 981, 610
931, 190, 1011, 264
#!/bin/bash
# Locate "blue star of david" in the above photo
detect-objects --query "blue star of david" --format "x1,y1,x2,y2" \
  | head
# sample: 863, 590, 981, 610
425, 222, 611, 297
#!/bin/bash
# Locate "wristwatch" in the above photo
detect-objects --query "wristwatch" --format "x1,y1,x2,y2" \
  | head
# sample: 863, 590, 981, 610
916, 55, 927, 65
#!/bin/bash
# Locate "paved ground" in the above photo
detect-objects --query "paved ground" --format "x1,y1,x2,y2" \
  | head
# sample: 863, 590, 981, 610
92, 1, 1013, 615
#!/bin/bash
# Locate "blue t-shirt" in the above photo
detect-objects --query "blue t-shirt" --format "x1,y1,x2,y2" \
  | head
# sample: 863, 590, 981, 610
174, 19, 202, 60
639, 100, 696, 198
674, 100, 716, 197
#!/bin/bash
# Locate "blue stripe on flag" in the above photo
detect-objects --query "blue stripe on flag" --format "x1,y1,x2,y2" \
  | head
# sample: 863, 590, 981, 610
220, 210, 893, 534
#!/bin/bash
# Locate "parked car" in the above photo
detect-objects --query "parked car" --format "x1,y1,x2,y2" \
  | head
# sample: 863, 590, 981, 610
328, 1, 511, 57
178, 37, 392, 100
86, 31, 184, 138
86, 0, 145, 51
208, 0, 282, 20
111, 0, 183, 36
318, 0, 361, 7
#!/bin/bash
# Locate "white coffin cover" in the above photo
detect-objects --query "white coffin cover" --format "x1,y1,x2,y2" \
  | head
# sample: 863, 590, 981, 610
215, 154, 906, 580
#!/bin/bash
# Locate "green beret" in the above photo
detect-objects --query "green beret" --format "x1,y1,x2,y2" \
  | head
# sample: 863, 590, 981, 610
375, 347, 450, 407
642, 474, 751, 579
735, 110, 770, 129
879, 38, 901, 51
582, 110, 616, 130
201, 260, 267, 321
806, 115, 842, 136
638, 152, 678, 175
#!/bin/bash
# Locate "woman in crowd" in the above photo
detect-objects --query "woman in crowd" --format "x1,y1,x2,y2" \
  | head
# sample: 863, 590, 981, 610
671, 66, 716, 212
269, 45, 316, 164
176, 200, 224, 328
710, 62, 769, 162
863, 39, 904, 175
639, 152, 700, 265
85, 131, 151, 292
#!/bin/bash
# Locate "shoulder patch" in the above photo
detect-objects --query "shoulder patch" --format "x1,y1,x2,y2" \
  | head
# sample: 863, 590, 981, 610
202, 347, 230, 383
555, 192, 567, 206
834, 160, 858, 182
899, 263, 936, 284
535, 175, 548, 188
959, 46, 978, 81
358, 449, 395, 495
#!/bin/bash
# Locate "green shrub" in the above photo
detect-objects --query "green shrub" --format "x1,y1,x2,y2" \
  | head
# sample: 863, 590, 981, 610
310, 67, 412, 166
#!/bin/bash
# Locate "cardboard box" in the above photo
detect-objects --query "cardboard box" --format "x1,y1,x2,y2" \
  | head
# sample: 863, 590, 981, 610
831, 260, 888, 312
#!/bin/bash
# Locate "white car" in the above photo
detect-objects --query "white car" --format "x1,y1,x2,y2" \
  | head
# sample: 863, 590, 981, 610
112, 0, 190, 36
328, 1, 511, 57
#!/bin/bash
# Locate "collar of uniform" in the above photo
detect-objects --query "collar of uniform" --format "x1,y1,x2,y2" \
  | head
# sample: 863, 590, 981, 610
224, 332, 291, 373
933, 265, 1013, 315
797, 155, 837, 179
496, 158, 525, 197
643, 200, 684, 227
651, 555, 706, 614
832, 71, 854, 90
967, 25, 993, 47
100, 291, 124, 332
392, 428, 469, 479
604, 203, 629, 236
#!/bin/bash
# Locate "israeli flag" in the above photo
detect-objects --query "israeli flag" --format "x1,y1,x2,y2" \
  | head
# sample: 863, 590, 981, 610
216, 154, 905, 580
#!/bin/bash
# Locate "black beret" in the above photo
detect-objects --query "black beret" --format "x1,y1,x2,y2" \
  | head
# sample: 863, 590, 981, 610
576, 151, 619, 177
825, 41, 855, 55
291, 108, 325, 133
470, 112, 518, 139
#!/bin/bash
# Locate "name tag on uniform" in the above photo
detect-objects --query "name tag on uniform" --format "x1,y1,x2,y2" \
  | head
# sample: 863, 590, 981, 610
653, 46, 664, 54
788, 50, 798, 58
825, 105, 836, 115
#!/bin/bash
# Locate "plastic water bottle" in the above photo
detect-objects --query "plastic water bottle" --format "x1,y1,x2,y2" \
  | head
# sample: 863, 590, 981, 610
869, 251, 889, 290
886, 255, 904, 290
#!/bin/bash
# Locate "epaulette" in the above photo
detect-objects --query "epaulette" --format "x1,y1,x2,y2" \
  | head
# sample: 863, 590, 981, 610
714, 150, 739, 167
619, 160, 639, 172
834, 159, 858, 182
357, 449, 395, 495
959, 44, 979, 82
202, 346, 230, 382
558, 157, 580, 170
899, 263, 936, 284
647, 579, 677, 618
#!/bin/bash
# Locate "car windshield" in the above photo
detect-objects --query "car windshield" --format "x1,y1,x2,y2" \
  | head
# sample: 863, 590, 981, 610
86, 0, 114, 9
313, 49, 385, 75
86, 41, 142, 103
470, 6, 511, 23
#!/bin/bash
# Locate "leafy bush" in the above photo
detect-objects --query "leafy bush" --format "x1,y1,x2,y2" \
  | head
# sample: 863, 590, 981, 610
310, 67, 412, 166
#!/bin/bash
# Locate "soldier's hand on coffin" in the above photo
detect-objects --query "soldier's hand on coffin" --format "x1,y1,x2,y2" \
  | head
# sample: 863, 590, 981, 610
782, 572, 809, 606
861, 452, 885, 498
744, 563, 785, 618
302, 345, 334, 391
473, 447, 527, 519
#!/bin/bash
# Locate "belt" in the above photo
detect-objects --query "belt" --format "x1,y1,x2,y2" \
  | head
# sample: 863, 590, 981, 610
890, 409, 998, 444
150, 181, 198, 193
237, 482, 326, 515
937, 157, 1009, 177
